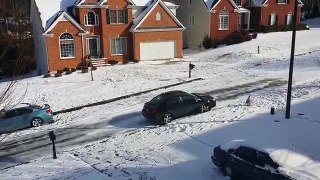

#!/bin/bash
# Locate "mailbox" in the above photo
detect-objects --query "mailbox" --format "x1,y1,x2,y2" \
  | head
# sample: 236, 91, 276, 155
49, 130, 56, 141
189, 63, 195, 70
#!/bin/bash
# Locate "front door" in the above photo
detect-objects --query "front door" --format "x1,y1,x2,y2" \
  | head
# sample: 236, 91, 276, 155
87, 37, 100, 57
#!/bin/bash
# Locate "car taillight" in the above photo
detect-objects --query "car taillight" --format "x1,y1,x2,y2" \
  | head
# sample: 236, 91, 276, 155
150, 107, 157, 114
46, 109, 53, 114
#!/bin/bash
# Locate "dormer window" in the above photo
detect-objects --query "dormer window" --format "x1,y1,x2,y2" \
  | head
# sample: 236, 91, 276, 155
219, 10, 229, 30
156, 12, 161, 21
233, 0, 241, 6
84, 11, 99, 26
277, 0, 287, 4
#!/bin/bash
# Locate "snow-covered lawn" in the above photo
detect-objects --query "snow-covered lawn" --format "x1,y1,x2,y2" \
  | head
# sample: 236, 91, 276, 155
1, 18, 320, 179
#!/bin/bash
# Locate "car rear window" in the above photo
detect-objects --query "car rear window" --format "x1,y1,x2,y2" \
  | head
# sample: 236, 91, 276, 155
150, 95, 166, 105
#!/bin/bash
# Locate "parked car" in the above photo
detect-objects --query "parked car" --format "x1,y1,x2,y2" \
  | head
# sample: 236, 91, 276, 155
0, 103, 53, 134
211, 141, 294, 180
142, 90, 216, 125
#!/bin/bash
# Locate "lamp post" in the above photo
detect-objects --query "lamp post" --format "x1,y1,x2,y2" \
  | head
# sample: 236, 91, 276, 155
285, 0, 299, 119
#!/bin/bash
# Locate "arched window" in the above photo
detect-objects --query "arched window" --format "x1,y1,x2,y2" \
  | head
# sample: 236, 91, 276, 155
219, 10, 229, 30
84, 11, 99, 26
60, 33, 75, 58
156, 12, 161, 21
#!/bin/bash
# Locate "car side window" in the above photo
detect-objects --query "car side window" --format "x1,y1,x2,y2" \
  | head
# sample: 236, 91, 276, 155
181, 95, 196, 103
16, 108, 33, 115
256, 151, 278, 168
234, 146, 257, 164
3, 110, 18, 119
167, 97, 183, 108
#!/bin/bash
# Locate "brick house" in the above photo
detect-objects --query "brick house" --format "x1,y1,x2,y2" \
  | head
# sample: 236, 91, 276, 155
248, 0, 304, 32
30, 0, 185, 74
175, 0, 303, 50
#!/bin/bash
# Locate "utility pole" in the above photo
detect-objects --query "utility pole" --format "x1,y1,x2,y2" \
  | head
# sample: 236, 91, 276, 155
285, 0, 299, 119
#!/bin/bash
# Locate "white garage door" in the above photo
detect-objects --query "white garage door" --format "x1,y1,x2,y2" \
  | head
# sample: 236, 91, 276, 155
140, 41, 175, 60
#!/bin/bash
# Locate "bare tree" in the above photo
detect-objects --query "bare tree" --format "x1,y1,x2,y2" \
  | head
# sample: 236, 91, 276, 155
0, 0, 33, 111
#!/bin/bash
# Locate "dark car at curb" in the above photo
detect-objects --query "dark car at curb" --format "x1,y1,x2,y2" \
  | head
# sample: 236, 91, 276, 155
142, 90, 216, 125
211, 143, 295, 180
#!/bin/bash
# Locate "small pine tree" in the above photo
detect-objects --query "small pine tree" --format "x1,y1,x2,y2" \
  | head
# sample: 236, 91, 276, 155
202, 35, 212, 49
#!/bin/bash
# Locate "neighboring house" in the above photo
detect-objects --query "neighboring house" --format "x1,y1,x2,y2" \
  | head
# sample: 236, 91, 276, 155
30, 0, 185, 74
247, 0, 304, 32
175, 0, 247, 50
175, 0, 303, 50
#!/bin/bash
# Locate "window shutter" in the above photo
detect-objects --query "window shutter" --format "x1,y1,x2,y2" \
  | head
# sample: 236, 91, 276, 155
268, 15, 271, 25
124, 9, 128, 24
106, 9, 110, 24
96, 14, 99, 25
84, 15, 87, 25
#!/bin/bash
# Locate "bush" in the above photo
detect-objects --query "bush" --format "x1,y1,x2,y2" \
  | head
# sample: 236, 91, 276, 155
224, 38, 234, 45
239, 28, 249, 37
91, 66, 97, 71
244, 35, 253, 41
108, 60, 118, 65
63, 67, 70, 72
76, 66, 82, 70
54, 73, 62, 77
71, 68, 77, 72
231, 32, 245, 44
81, 68, 88, 73
57, 69, 63, 74
65, 70, 72, 75
251, 32, 258, 39
202, 35, 212, 49
43, 73, 51, 78
212, 39, 221, 48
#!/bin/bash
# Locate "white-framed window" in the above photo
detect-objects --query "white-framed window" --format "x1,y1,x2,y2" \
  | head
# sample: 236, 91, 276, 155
277, 0, 287, 4
189, 15, 195, 26
110, 37, 127, 55
286, 13, 292, 25
156, 12, 162, 21
270, 13, 276, 25
233, 0, 241, 6
84, 11, 99, 26
110, 9, 125, 24
60, 33, 75, 58
219, 10, 229, 30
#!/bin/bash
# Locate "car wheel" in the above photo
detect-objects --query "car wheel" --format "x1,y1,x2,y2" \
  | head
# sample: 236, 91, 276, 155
162, 113, 173, 124
31, 118, 43, 127
201, 104, 211, 113
223, 165, 234, 177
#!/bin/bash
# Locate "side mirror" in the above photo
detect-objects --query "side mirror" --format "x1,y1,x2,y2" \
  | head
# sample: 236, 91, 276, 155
195, 97, 201, 102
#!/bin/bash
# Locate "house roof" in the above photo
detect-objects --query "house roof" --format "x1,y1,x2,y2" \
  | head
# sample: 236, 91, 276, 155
251, 0, 303, 7
202, 0, 238, 10
34, 0, 78, 31
129, 0, 185, 32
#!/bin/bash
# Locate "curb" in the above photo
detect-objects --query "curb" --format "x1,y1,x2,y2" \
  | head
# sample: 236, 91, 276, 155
53, 78, 204, 115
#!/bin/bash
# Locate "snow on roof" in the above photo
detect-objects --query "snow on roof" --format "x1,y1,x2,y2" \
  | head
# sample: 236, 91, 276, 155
35, 0, 78, 31
131, 0, 152, 6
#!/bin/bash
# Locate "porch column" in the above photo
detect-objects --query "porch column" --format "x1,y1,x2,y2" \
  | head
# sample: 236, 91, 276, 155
247, 12, 250, 30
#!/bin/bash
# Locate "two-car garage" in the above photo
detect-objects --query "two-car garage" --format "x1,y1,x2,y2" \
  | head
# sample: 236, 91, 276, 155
139, 41, 175, 60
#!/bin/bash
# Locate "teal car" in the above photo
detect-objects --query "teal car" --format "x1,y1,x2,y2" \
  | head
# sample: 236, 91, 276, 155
0, 104, 53, 134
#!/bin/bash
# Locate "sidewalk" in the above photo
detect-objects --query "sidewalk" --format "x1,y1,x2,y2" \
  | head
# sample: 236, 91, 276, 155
0, 152, 107, 180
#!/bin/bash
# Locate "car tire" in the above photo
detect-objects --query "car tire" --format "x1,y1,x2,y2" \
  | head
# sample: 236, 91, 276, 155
162, 113, 173, 125
223, 165, 234, 177
31, 118, 43, 127
201, 103, 211, 113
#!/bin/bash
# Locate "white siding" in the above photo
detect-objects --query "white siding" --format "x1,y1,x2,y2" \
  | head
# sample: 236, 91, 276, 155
30, 0, 49, 75
175, 0, 210, 50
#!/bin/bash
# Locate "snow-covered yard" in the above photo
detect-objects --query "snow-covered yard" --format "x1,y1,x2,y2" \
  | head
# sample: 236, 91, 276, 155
1, 18, 320, 180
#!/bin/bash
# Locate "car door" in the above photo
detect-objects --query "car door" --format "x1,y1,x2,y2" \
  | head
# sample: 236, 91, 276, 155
166, 96, 185, 118
181, 94, 199, 115
254, 151, 279, 180
16, 108, 34, 129
231, 146, 258, 179
0, 110, 19, 133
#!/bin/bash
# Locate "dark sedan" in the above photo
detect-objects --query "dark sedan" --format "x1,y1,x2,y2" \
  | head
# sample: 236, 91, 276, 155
211, 142, 294, 180
142, 90, 216, 125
